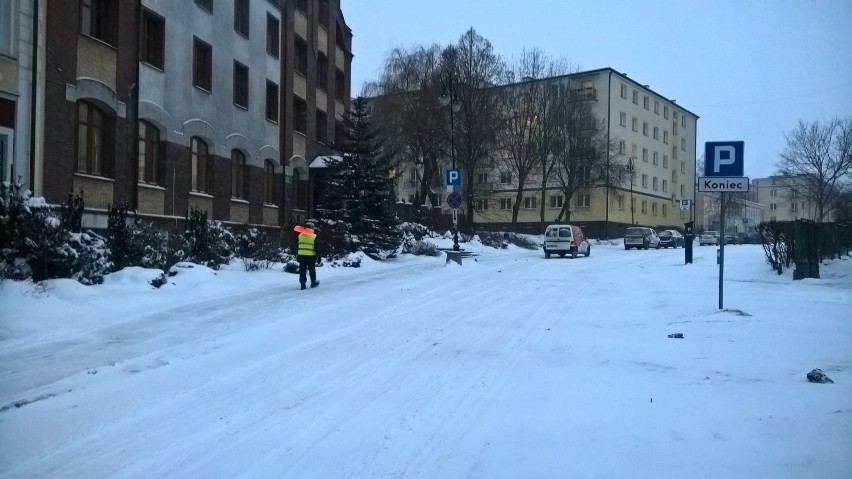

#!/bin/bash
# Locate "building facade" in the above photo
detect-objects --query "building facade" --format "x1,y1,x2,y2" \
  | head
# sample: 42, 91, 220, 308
394, 68, 699, 238
29, 0, 350, 231
751, 175, 833, 222
695, 191, 764, 235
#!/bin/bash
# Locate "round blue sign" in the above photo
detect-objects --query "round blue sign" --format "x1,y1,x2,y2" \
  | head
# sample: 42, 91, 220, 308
447, 192, 462, 209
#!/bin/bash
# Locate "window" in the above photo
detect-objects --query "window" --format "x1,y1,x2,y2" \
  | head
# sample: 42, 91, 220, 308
643, 96, 649, 109
141, 9, 165, 69
652, 151, 658, 165
500, 198, 511, 210
652, 177, 658, 191
0, 0, 15, 57
652, 202, 657, 215
231, 150, 246, 199
653, 126, 659, 140
193, 37, 213, 91
335, 70, 345, 102
641, 200, 647, 214
662, 179, 668, 193
620, 112, 626, 127
266, 14, 280, 58
617, 196, 624, 210
476, 173, 488, 184
642, 148, 648, 162
672, 146, 678, 160
500, 171, 512, 184
664, 106, 669, 119
673, 123, 678, 135
681, 138, 687, 151
138, 120, 159, 184
663, 130, 669, 144
663, 155, 668, 169
662, 204, 667, 216
233, 61, 249, 108
770, 189, 777, 197
643, 122, 648, 136
335, 120, 344, 146
682, 116, 687, 128
631, 144, 637, 159
319, 0, 330, 28
264, 159, 275, 204
476, 198, 488, 210
680, 184, 685, 197
632, 90, 638, 104
234, 0, 249, 37
195, 0, 212, 12
191, 137, 210, 193
295, 37, 308, 75
294, 96, 307, 133
680, 161, 685, 174
295, 0, 307, 12
316, 110, 328, 143
620, 84, 627, 99
631, 117, 638, 132
76, 102, 105, 175
576, 194, 590, 208
672, 170, 677, 183
317, 53, 329, 91
549, 195, 563, 208
619, 140, 625, 154
641, 174, 648, 188
80, 0, 114, 44
406, 169, 417, 187
654, 101, 659, 115
523, 197, 537, 209
791, 203, 799, 213
266, 80, 279, 122
770, 203, 777, 211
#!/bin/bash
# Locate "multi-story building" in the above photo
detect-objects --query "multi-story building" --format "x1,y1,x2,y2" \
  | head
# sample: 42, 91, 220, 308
394, 68, 698, 238
28, 0, 350, 231
0, 0, 45, 191
751, 175, 834, 222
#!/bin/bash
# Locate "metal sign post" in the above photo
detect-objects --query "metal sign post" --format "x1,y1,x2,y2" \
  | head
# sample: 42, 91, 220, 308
719, 191, 725, 309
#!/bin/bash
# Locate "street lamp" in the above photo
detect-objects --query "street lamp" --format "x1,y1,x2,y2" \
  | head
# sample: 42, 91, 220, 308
628, 158, 635, 225
440, 71, 461, 251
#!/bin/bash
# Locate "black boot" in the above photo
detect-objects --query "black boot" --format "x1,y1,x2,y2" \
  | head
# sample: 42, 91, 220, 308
311, 281, 320, 288
300, 284, 306, 290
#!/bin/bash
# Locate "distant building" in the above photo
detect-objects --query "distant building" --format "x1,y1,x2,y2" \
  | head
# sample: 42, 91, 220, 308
751, 175, 834, 222
23, 0, 351, 230
695, 191, 763, 234
391, 68, 699, 238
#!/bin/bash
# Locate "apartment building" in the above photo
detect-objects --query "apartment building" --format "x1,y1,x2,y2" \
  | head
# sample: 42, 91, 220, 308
394, 68, 698, 238
751, 176, 834, 222
32, 0, 350, 230
695, 191, 764, 234
0, 0, 45, 191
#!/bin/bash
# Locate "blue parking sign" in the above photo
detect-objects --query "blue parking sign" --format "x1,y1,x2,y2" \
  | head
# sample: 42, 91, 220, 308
445, 168, 461, 186
704, 141, 744, 177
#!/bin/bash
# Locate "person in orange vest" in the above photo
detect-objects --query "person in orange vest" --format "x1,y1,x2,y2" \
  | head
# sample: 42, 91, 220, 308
294, 222, 320, 290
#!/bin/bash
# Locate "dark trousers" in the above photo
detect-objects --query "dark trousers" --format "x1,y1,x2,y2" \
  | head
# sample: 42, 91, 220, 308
298, 255, 317, 286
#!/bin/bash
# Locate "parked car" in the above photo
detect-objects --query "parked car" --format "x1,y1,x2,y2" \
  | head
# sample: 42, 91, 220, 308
724, 233, 736, 245
543, 224, 591, 258
624, 227, 660, 250
737, 232, 760, 244
658, 229, 685, 248
699, 231, 720, 246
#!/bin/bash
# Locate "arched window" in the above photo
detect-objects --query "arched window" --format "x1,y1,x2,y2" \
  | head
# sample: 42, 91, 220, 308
77, 101, 105, 174
231, 149, 246, 199
138, 120, 159, 184
264, 159, 275, 204
191, 136, 210, 193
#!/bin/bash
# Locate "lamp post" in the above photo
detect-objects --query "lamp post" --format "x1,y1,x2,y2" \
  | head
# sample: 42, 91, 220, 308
440, 71, 461, 251
628, 158, 635, 225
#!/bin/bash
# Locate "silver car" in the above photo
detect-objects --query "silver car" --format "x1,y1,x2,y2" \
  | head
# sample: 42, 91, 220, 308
699, 231, 720, 246
624, 227, 660, 250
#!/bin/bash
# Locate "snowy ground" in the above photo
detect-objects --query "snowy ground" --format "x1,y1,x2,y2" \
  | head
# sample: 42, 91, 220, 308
1, 237, 851, 478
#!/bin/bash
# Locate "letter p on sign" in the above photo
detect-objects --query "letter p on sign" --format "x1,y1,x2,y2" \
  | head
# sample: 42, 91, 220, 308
704, 141, 744, 177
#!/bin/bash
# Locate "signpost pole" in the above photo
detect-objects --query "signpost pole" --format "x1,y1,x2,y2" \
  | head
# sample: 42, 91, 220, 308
719, 191, 725, 309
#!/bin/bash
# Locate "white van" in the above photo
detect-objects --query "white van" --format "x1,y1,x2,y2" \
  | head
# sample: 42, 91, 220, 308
543, 224, 591, 259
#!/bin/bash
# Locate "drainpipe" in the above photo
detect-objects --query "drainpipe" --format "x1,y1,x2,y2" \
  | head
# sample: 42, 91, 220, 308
29, 0, 40, 192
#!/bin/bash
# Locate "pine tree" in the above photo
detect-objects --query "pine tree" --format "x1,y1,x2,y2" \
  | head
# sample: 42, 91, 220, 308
317, 97, 402, 259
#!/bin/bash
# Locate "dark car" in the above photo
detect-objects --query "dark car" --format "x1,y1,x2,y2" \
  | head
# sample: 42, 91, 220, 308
658, 229, 685, 248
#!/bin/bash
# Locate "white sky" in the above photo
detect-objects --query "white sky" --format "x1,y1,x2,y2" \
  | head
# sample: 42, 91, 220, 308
343, 0, 852, 180
2, 237, 851, 477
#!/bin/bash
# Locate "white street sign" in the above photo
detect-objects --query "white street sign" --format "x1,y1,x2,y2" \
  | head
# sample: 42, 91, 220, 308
698, 176, 750, 192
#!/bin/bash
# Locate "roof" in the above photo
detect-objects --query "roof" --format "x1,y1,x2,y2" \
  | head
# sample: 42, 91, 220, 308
309, 155, 342, 168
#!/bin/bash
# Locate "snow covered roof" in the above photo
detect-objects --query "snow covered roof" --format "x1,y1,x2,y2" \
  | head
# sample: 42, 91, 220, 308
309, 155, 342, 168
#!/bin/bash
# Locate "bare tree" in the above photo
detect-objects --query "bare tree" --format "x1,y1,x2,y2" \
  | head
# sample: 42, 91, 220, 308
444, 28, 505, 231
363, 45, 446, 210
549, 91, 623, 223
495, 48, 575, 224
777, 117, 852, 221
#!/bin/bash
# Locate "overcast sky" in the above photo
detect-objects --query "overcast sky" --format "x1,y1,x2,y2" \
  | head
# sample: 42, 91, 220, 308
343, 0, 852, 179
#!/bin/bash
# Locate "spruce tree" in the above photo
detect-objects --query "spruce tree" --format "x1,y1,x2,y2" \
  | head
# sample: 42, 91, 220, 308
317, 97, 402, 259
